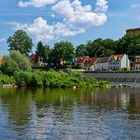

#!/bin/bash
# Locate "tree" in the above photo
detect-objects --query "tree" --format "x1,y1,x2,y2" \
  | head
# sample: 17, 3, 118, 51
116, 33, 140, 55
84, 38, 115, 57
7, 30, 33, 55
36, 41, 50, 63
50, 41, 75, 67
0, 51, 31, 75
75, 44, 88, 56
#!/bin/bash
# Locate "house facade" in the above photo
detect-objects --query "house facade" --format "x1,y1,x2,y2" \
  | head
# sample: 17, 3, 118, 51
75, 56, 90, 69
134, 56, 140, 70
84, 58, 97, 71
95, 57, 111, 71
109, 54, 130, 70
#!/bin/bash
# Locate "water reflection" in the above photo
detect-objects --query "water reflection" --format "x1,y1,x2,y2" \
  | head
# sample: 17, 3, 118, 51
0, 88, 139, 139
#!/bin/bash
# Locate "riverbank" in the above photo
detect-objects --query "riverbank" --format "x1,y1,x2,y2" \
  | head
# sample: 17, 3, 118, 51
0, 70, 110, 88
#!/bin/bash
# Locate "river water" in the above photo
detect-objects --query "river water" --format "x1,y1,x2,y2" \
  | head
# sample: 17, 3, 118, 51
0, 88, 139, 140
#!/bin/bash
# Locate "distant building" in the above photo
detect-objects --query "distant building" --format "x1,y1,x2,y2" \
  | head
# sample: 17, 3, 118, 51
30, 53, 36, 65
134, 56, 140, 70
126, 28, 140, 35
75, 56, 90, 69
109, 54, 130, 70
30, 53, 46, 66
84, 57, 97, 71
95, 57, 111, 71
0, 56, 3, 64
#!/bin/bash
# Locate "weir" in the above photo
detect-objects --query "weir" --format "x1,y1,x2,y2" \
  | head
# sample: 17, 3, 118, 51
83, 72, 140, 87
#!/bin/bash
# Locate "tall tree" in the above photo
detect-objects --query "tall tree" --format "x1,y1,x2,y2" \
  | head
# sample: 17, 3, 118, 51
7, 30, 33, 55
85, 38, 115, 57
50, 41, 75, 67
36, 41, 50, 63
116, 34, 140, 55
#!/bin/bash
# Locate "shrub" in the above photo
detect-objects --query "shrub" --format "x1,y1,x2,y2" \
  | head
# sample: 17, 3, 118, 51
0, 51, 31, 75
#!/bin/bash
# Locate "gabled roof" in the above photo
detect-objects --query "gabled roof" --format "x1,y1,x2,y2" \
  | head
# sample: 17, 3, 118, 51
109, 54, 124, 61
96, 57, 110, 63
85, 57, 97, 64
75, 56, 90, 64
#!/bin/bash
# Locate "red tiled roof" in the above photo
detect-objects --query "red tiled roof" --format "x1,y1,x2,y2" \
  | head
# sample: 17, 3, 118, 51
76, 56, 90, 64
110, 54, 124, 61
85, 57, 97, 64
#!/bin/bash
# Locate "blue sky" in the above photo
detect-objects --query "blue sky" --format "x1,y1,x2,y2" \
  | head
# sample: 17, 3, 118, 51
0, 0, 140, 55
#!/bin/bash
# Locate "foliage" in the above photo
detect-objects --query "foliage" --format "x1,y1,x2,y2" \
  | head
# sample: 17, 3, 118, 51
76, 38, 116, 57
0, 51, 32, 75
49, 41, 75, 67
116, 34, 140, 55
0, 72, 15, 85
7, 30, 33, 55
36, 41, 50, 63
14, 70, 110, 88
75, 44, 88, 56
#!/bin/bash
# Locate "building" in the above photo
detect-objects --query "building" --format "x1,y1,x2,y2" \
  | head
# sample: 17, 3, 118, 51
109, 54, 130, 70
30, 53, 36, 65
126, 28, 140, 35
134, 56, 140, 70
95, 57, 111, 71
75, 56, 90, 69
30, 53, 46, 66
84, 57, 97, 71
0, 56, 3, 64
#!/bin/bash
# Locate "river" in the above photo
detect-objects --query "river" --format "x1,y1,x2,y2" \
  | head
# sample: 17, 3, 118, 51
0, 88, 140, 140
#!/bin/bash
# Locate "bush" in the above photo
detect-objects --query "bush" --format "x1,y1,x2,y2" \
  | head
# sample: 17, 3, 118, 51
0, 72, 15, 85
14, 70, 110, 88
0, 51, 31, 75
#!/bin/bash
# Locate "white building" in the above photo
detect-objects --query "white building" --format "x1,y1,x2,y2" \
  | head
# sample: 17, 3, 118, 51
95, 57, 111, 71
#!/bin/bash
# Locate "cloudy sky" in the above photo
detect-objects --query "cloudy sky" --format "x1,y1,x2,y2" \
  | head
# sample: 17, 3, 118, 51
0, 0, 140, 55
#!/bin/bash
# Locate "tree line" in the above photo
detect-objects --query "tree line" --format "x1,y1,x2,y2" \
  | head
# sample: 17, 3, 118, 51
4, 29, 140, 69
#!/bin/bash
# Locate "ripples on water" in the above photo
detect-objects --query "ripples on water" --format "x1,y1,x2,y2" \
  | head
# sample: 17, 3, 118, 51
0, 88, 140, 140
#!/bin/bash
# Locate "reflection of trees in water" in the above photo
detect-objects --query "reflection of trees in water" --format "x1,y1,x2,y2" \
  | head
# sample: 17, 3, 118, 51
82, 88, 140, 115
33, 88, 78, 124
127, 89, 140, 115
0, 87, 139, 139
82, 88, 122, 108
0, 88, 32, 127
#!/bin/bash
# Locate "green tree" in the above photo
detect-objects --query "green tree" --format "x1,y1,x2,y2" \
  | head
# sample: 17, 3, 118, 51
36, 41, 50, 63
85, 38, 115, 57
7, 30, 33, 55
50, 41, 75, 67
0, 51, 31, 75
116, 34, 140, 55
75, 44, 88, 56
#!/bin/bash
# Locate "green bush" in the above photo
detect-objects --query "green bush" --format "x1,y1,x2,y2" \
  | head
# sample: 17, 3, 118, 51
0, 51, 31, 75
0, 72, 15, 85
14, 70, 110, 88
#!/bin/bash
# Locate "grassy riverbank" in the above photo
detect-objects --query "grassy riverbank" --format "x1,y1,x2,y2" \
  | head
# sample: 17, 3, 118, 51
0, 70, 110, 88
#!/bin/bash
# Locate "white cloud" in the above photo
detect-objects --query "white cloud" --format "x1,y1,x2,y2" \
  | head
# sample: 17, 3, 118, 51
14, 17, 54, 41
52, 0, 107, 26
15, 0, 108, 41
18, 0, 57, 8
95, 0, 108, 12
130, 3, 140, 8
